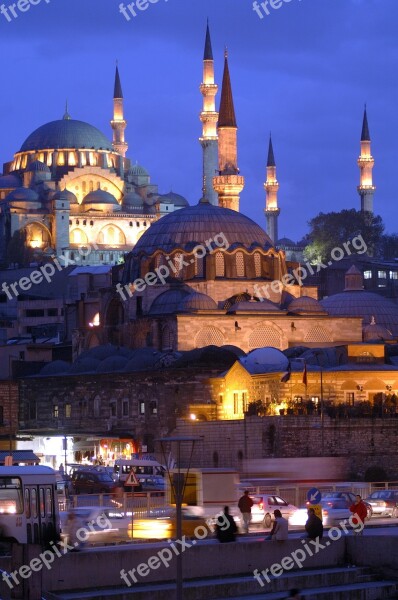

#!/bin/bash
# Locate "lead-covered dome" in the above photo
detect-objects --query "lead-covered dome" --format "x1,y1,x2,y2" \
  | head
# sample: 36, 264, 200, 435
20, 119, 113, 152
131, 201, 273, 256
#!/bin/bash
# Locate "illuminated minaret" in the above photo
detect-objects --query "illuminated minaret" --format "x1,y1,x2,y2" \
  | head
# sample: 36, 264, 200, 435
357, 106, 375, 213
264, 134, 280, 244
199, 22, 218, 205
213, 50, 244, 211
111, 65, 128, 157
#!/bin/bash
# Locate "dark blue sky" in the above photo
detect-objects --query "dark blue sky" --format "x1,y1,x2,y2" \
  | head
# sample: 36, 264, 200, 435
1, 0, 397, 241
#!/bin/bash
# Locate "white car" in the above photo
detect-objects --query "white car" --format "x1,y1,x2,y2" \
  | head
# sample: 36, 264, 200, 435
290, 499, 352, 528
250, 494, 299, 527
60, 506, 131, 545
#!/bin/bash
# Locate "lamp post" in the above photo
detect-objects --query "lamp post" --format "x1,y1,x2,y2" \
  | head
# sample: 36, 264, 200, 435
157, 436, 200, 600
7, 355, 19, 456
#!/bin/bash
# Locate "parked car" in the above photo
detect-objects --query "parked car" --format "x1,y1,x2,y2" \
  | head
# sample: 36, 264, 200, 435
60, 506, 131, 544
290, 498, 351, 527
250, 494, 299, 527
321, 492, 373, 519
137, 476, 165, 491
364, 490, 398, 517
71, 470, 117, 494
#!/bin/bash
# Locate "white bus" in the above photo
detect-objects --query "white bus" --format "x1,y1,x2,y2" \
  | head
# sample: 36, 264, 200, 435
0, 466, 60, 544
113, 459, 165, 484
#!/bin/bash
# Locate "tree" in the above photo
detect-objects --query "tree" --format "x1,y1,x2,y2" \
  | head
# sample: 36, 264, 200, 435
380, 234, 398, 261
6, 229, 34, 267
303, 209, 384, 263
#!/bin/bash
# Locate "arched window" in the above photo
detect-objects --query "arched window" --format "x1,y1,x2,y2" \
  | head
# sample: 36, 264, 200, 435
195, 256, 204, 277
173, 252, 183, 278
254, 253, 261, 278
236, 252, 245, 277
215, 252, 225, 277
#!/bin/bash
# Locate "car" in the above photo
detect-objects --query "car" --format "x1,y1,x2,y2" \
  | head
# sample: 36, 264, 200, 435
321, 492, 373, 519
364, 490, 398, 517
71, 470, 117, 495
290, 499, 351, 527
250, 494, 299, 527
129, 506, 210, 540
60, 506, 131, 544
137, 476, 165, 491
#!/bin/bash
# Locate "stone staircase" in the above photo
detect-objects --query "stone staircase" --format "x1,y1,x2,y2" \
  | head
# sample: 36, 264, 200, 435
42, 566, 398, 600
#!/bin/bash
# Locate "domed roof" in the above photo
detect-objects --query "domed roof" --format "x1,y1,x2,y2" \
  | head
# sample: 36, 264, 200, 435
82, 190, 119, 206
40, 360, 70, 376
131, 201, 273, 256
124, 349, 163, 372
122, 192, 144, 207
149, 287, 191, 315
96, 356, 128, 373
20, 119, 113, 152
277, 237, 296, 246
321, 291, 398, 336
82, 344, 130, 361
363, 317, 393, 342
6, 187, 39, 203
240, 347, 289, 372
0, 174, 21, 188
69, 358, 100, 374
288, 296, 326, 315
53, 189, 78, 204
227, 299, 280, 313
178, 291, 218, 312
27, 160, 51, 173
128, 164, 149, 177
159, 191, 189, 208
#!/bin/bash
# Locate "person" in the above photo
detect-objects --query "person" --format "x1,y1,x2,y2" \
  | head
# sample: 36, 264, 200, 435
238, 490, 253, 534
59, 463, 65, 476
305, 507, 323, 540
271, 509, 288, 541
349, 494, 367, 534
114, 480, 125, 508
215, 506, 238, 543
66, 510, 83, 551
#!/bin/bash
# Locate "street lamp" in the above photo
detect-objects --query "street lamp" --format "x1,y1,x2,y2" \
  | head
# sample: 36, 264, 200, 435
157, 436, 201, 600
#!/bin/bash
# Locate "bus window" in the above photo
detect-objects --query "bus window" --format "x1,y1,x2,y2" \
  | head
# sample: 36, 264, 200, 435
25, 488, 31, 518
0, 477, 23, 514
31, 488, 37, 518
46, 488, 53, 516
39, 488, 45, 518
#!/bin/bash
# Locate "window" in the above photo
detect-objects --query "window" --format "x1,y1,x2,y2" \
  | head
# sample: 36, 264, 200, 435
254, 253, 261, 278
0, 406, 3, 425
390, 271, 398, 280
29, 401, 37, 420
53, 405, 59, 419
25, 488, 30, 518
242, 392, 248, 413
0, 477, 23, 514
364, 270, 372, 279
39, 488, 45, 517
346, 392, 355, 405
150, 400, 158, 415
236, 252, 245, 277
45, 488, 53, 516
123, 401, 129, 417
215, 252, 225, 277
110, 403, 116, 417
25, 309, 45, 318
140, 401, 145, 415
47, 308, 58, 317
31, 488, 37, 518
378, 271, 387, 279
233, 393, 239, 415
65, 404, 71, 418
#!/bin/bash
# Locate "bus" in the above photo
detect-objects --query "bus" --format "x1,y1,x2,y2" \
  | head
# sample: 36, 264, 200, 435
0, 466, 60, 544
113, 459, 165, 485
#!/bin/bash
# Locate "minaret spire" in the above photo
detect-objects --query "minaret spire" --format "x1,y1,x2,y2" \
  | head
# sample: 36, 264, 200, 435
358, 105, 375, 213
111, 63, 128, 157
63, 100, 71, 120
213, 50, 244, 211
264, 134, 280, 244
199, 21, 218, 205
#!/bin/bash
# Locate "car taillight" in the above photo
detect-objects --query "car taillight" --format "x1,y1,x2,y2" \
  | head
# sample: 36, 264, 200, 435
323, 509, 328, 515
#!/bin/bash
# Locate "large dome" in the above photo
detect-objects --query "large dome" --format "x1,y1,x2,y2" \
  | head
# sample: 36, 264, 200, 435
132, 201, 273, 256
20, 119, 113, 152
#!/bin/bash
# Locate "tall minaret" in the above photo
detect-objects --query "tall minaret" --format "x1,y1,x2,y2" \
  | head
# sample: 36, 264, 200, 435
111, 65, 128, 157
213, 50, 244, 211
357, 106, 375, 213
264, 135, 280, 244
199, 22, 218, 205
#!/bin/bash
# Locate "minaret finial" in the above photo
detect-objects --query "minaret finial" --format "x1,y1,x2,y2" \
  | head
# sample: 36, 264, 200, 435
204, 18, 213, 60
111, 64, 128, 157
63, 100, 71, 120
114, 64, 123, 99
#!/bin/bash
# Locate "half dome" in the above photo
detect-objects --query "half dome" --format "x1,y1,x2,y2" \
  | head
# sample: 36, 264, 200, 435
27, 160, 51, 173
178, 291, 218, 312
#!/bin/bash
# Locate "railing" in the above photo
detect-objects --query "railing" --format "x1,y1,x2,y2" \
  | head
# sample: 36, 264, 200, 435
60, 491, 166, 516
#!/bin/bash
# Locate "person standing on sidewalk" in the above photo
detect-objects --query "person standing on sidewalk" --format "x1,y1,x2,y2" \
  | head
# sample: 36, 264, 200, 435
349, 494, 367, 534
238, 490, 253, 534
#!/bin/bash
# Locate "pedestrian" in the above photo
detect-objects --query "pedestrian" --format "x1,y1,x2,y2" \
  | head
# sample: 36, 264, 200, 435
215, 506, 238, 543
66, 510, 83, 551
349, 494, 367, 534
59, 463, 64, 476
305, 507, 323, 540
238, 490, 253, 534
271, 509, 288, 541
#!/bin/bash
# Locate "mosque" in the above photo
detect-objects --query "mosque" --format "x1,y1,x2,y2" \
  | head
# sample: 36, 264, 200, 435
0, 68, 188, 267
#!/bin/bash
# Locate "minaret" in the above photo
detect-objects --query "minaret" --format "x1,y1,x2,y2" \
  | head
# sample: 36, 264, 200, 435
111, 65, 128, 157
264, 134, 280, 244
357, 106, 375, 213
213, 50, 244, 211
199, 21, 218, 205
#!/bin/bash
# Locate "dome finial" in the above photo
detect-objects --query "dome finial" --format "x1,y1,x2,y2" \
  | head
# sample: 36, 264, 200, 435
63, 100, 71, 120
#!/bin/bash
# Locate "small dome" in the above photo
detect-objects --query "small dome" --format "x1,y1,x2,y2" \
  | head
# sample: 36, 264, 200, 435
40, 360, 70, 376
149, 287, 191, 315
53, 189, 78, 204
128, 164, 149, 177
227, 299, 280, 313
241, 347, 289, 372
6, 187, 40, 203
288, 296, 326, 315
82, 190, 119, 205
96, 356, 128, 373
82, 344, 127, 361
27, 160, 51, 173
277, 237, 296, 246
122, 192, 144, 209
69, 358, 100, 373
178, 291, 218, 312
124, 349, 162, 372
159, 191, 189, 208
0, 174, 21, 189
363, 317, 393, 342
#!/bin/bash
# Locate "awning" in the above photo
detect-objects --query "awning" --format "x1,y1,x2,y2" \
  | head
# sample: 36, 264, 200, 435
0, 450, 40, 465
